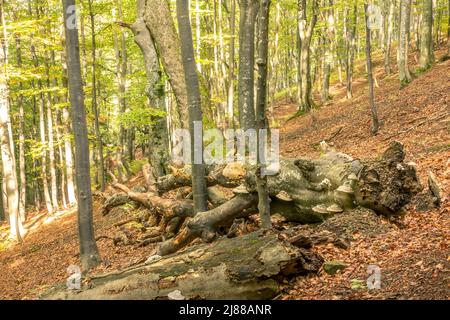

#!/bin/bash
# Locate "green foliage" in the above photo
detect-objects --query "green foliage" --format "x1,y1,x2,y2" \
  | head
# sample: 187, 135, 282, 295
273, 86, 297, 102
117, 105, 166, 130
129, 159, 148, 175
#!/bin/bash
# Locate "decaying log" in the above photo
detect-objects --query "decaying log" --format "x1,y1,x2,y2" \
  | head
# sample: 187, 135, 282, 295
158, 194, 258, 255
156, 163, 245, 194
158, 141, 422, 255
109, 183, 195, 240
243, 140, 422, 219
101, 141, 421, 255
101, 193, 129, 216
43, 230, 323, 300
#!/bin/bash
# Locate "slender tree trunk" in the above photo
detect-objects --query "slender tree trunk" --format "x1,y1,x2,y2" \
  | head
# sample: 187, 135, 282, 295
398, 0, 413, 84
298, 0, 318, 111
39, 93, 54, 214
256, 0, 272, 229
322, 0, 334, 102
0, 3, 23, 241
88, 0, 106, 191
297, 5, 303, 105
384, 0, 395, 74
345, 1, 357, 99
195, 0, 202, 72
434, 0, 441, 46
46, 93, 58, 210
176, 0, 208, 213
55, 110, 68, 209
227, 0, 236, 127
0, 100, 23, 242
45, 51, 58, 210
60, 39, 77, 206
15, 36, 26, 221
62, 107, 77, 205
271, 1, 281, 101
419, 0, 434, 69
79, 5, 88, 82
113, 0, 128, 159
365, 4, 379, 135
218, 0, 227, 126
62, 0, 100, 271
238, 0, 258, 130
31, 40, 54, 214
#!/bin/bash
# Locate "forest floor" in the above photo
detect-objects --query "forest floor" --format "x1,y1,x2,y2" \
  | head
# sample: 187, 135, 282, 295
0, 48, 448, 300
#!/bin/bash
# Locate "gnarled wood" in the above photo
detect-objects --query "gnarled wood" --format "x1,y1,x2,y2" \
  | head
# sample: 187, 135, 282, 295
158, 141, 422, 255
102, 141, 422, 255
43, 231, 323, 300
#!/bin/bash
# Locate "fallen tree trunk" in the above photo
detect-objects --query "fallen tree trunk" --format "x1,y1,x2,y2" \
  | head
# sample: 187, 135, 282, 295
101, 141, 422, 255
43, 230, 323, 300
156, 163, 245, 194
159, 194, 258, 255
109, 183, 195, 241
158, 141, 422, 255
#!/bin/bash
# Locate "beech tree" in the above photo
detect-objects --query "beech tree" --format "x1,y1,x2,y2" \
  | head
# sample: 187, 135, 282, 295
238, 0, 258, 130
398, 0, 413, 84
364, 3, 379, 135
419, 0, 434, 69
0, 0, 446, 255
0, 0, 23, 241
176, 0, 208, 213
62, 0, 100, 271
297, 0, 318, 110
256, 0, 272, 229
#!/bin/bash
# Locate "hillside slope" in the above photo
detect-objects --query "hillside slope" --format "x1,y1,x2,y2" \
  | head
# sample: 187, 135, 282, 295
0, 50, 448, 300
276, 52, 449, 300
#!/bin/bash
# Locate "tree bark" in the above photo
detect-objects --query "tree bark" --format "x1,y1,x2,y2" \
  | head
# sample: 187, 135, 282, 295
298, 0, 318, 111
227, 0, 236, 127
112, 0, 129, 159
31, 40, 54, 214
120, 0, 169, 178
345, 1, 357, 99
398, 0, 413, 84
54, 110, 68, 209
321, 0, 334, 102
176, 0, 208, 213
44, 231, 323, 300
365, 4, 379, 135
384, 0, 395, 74
45, 57, 58, 210
15, 35, 27, 221
157, 141, 422, 255
60, 36, 77, 206
144, 0, 189, 129
419, 0, 434, 69
238, 0, 258, 130
255, 0, 272, 229
62, 0, 100, 271
62, 106, 77, 206
0, 3, 23, 241
88, 0, 106, 191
